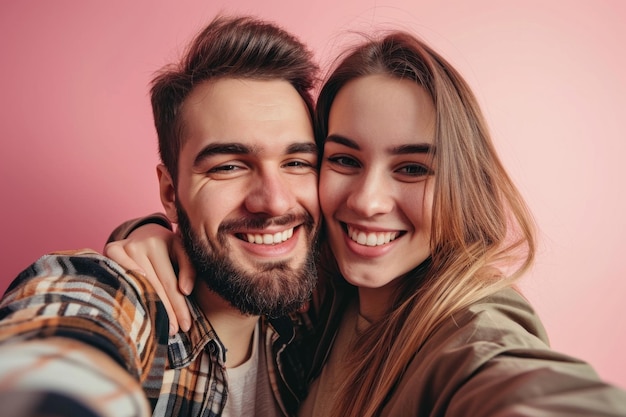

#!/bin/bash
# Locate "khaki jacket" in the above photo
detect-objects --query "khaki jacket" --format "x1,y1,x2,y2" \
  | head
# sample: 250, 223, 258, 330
309, 278, 626, 416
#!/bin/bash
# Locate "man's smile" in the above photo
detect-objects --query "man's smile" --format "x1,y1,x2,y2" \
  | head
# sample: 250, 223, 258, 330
240, 227, 296, 245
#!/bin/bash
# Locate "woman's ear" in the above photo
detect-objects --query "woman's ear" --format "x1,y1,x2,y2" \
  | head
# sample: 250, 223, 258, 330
157, 164, 178, 223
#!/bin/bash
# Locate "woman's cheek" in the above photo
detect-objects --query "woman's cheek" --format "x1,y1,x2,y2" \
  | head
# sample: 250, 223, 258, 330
320, 173, 350, 215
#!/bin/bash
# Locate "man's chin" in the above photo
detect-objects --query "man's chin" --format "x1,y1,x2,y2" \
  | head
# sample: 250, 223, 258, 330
176, 206, 317, 317
227, 247, 301, 274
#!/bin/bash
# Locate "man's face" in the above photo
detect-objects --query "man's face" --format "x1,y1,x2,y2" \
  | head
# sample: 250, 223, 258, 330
161, 78, 320, 316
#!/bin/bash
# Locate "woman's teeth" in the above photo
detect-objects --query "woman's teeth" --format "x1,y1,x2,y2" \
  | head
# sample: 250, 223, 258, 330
347, 225, 399, 247
245, 228, 294, 245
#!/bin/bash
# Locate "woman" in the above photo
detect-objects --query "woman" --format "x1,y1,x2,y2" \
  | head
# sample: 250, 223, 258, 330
106, 30, 626, 416
300, 30, 539, 417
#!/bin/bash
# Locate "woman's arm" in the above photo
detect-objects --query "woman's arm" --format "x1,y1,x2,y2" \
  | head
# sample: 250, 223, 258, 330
104, 215, 195, 335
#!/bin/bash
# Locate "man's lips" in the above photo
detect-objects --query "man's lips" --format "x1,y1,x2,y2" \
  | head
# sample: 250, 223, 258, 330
236, 226, 296, 245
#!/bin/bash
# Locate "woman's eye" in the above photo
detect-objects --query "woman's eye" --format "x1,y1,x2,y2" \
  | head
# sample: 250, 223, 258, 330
397, 164, 433, 176
327, 155, 360, 168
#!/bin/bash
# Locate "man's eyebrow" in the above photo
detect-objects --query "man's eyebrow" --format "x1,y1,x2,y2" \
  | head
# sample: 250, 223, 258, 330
193, 143, 252, 167
326, 134, 435, 154
286, 142, 318, 155
193, 141, 318, 167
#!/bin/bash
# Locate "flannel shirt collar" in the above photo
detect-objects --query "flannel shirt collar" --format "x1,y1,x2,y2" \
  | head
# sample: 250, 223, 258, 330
167, 298, 226, 369
165, 298, 298, 369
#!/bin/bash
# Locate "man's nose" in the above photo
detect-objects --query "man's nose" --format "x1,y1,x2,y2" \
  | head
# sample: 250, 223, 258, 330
244, 170, 297, 216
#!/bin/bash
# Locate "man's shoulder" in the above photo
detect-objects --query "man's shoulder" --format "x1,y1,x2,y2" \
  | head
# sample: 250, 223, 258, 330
5, 249, 154, 301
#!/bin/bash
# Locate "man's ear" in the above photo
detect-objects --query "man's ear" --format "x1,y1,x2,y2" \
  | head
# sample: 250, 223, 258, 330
157, 164, 178, 223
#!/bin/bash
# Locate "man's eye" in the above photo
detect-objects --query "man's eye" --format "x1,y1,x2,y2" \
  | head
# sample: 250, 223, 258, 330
209, 164, 240, 173
285, 160, 313, 168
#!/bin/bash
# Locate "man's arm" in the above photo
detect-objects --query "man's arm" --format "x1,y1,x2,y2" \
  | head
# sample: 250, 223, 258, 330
0, 250, 170, 414
0, 337, 150, 417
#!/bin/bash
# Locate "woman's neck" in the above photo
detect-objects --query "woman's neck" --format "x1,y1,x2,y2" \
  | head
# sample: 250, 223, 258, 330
357, 284, 397, 322
354, 257, 432, 322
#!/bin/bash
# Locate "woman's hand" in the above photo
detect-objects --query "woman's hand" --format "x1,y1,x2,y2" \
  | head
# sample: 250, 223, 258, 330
104, 223, 195, 335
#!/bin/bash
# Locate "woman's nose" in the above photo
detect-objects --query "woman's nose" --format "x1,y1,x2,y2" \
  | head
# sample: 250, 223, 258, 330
345, 172, 394, 218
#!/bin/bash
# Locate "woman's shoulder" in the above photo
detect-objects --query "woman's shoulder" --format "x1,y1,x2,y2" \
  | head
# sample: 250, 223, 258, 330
463, 286, 550, 344
419, 286, 552, 369
386, 287, 626, 416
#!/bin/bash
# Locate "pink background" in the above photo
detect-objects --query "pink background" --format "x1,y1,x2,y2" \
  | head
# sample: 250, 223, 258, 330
1, 1, 624, 387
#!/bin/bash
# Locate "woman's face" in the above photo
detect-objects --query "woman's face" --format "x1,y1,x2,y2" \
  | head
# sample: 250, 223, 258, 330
320, 74, 436, 292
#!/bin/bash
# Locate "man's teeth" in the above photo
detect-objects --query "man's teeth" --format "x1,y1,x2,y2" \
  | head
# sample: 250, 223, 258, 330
347, 225, 398, 247
246, 228, 294, 245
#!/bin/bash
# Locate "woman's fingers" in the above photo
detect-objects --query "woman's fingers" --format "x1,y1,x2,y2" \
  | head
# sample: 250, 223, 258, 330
172, 232, 196, 297
104, 232, 181, 335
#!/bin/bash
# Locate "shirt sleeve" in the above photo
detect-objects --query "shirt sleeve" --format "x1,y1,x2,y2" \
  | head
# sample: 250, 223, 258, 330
448, 349, 626, 416
0, 337, 152, 417
420, 289, 626, 416
0, 250, 170, 408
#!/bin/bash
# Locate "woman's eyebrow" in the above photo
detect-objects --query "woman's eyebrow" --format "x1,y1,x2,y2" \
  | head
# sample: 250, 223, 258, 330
391, 143, 435, 155
325, 134, 360, 150
327, 134, 435, 155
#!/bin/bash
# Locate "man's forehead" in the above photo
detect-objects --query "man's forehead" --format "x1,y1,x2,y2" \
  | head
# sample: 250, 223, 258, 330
181, 79, 312, 132
183, 77, 306, 110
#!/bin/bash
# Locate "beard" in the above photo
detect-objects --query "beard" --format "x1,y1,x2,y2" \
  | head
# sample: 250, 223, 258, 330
176, 203, 318, 317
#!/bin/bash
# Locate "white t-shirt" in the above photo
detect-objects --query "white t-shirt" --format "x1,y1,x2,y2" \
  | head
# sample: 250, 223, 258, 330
223, 323, 281, 417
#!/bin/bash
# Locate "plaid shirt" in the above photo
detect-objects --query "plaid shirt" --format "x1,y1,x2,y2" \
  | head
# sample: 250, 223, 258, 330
0, 250, 310, 417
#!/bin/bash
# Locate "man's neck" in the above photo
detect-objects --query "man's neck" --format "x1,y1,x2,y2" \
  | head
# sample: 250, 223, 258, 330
193, 284, 259, 368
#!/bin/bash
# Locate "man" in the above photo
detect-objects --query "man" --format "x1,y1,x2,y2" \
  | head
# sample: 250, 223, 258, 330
0, 15, 320, 417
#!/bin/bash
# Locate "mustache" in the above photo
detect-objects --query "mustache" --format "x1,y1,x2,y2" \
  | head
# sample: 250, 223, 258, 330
218, 212, 316, 233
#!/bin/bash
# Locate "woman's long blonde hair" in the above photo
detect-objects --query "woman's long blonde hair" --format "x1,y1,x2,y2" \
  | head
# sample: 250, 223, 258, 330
314, 31, 536, 417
